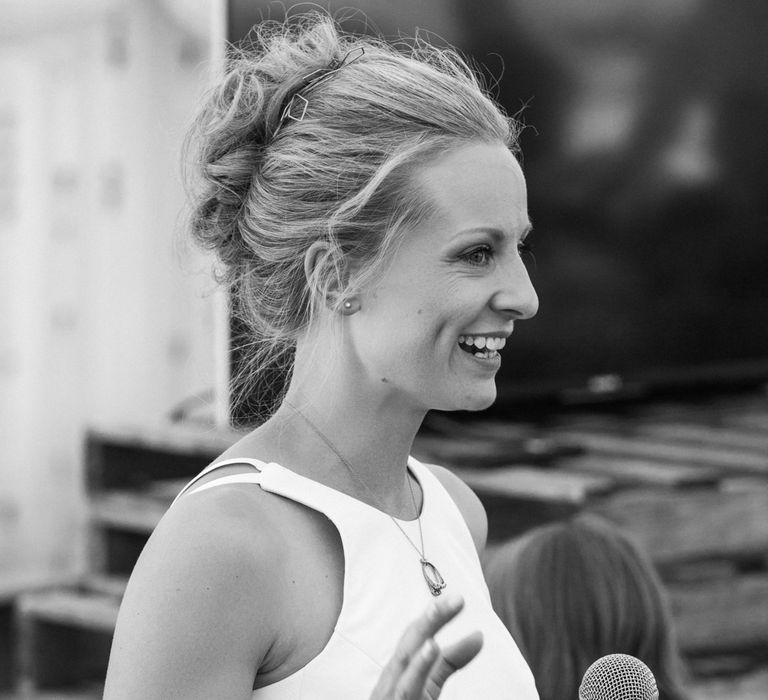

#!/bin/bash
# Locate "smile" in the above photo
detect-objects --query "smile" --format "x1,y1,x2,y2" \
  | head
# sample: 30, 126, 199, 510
458, 335, 506, 360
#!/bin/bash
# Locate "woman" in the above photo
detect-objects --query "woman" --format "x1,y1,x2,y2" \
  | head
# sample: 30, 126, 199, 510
104, 13, 539, 699
484, 515, 692, 700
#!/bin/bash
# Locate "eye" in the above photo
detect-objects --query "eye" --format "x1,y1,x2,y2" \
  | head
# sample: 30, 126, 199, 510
462, 245, 492, 266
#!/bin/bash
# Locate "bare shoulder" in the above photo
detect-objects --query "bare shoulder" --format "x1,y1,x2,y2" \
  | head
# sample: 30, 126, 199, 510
423, 462, 488, 553
105, 481, 286, 699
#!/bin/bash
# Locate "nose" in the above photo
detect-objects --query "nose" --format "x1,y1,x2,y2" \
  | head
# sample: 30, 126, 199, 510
490, 256, 539, 320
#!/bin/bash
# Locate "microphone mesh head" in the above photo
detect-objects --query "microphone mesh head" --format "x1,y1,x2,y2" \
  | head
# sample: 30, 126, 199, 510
579, 654, 659, 700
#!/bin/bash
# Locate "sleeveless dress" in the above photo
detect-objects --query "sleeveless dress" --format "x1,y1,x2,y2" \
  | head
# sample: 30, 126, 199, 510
173, 455, 539, 700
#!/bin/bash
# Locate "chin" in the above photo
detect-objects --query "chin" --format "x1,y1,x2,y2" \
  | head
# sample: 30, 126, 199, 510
464, 394, 497, 412
447, 384, 498, 412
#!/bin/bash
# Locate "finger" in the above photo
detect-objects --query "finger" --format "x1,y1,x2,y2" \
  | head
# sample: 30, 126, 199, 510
427, 631, 484, 695
371, 595, 464, 696
387, 595, 465, 673
393, 639, 440, 700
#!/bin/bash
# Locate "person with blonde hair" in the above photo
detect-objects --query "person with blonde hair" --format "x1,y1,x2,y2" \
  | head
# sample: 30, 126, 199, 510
484, 515, 691, 700
104, 12, 539, 699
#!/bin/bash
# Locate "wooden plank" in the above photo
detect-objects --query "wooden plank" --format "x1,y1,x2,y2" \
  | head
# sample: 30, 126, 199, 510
670, 574, 768, 654
0, 573, 127, 603
81, 574, 128, 600
688, 654, 761, 678
3, 687, 105, 699
453, 466, 614, 504
85, 422, 243, 492
422, 414, 537, 440
552, 429, 768, 475
90, 491, 167, 534
707, 391, 768, 414
691, 667, 768, 700
633, 393, 766, 423
660, 559, 738, 585
142, 478, 189, 502
588, 486, 768, 564
16, 594, 113, 691
0, 602, 14, 690
414, 435, 545, 468
87, 421, 242, 456
711, 397, 768, 431
559, 454, 721, 487
637, 422, 768, 453
18, 590, 119, 632
726, 413, 768, 431
478, 494, 579, 544
86, 523, 109, 581
0, 572, 80, 602
89, 527, 150, 578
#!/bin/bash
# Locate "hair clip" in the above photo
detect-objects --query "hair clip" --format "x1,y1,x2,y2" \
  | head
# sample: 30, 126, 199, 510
281, 93, 309, 125
274, 46, 365, 137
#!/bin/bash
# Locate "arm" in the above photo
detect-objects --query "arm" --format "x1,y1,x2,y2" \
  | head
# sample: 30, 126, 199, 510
104, 489, 280, 700
425, 464, 488, 554
105, 474, 484, 700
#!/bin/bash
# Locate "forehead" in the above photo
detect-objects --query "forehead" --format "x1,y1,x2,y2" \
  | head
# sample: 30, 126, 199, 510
413, 141, 529, 234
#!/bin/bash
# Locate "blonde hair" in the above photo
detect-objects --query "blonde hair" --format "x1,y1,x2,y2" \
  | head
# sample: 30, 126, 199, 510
484, 515, 691, 700
183, 12, 518, 421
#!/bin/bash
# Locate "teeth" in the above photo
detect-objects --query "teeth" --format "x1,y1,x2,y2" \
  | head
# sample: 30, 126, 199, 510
458, 335, 507, 351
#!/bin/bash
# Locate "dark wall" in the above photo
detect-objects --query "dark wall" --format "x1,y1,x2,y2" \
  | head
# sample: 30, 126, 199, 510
228, 0, 768, 413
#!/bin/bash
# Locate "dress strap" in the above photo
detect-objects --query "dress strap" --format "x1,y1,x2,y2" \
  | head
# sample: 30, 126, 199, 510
170, 457, 269, 508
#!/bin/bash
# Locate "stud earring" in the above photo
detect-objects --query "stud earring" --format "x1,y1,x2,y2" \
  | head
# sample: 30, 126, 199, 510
341, 298, 360, 315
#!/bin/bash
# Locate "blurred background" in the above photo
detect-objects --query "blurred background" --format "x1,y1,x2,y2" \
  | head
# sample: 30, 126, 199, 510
0, 0, 766, 697
0, 0, 224, 579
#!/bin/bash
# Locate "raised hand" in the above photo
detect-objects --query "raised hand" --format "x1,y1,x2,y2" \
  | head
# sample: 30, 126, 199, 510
369, 595, 484, 700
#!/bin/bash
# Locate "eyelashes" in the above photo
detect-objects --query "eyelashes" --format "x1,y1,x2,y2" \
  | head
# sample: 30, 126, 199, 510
460, 240, 534, 267
462, 245, 493, 266
518, 240, 535, 266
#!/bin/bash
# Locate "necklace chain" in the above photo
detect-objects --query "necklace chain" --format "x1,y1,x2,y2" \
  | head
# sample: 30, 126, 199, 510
284, 401, 446, 595
284, 401, 426, 559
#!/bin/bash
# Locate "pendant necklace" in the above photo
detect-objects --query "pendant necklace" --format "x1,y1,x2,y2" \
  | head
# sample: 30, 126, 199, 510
285, 401, 447, 597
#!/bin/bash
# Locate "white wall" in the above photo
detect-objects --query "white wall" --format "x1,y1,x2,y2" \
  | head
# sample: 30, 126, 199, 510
0, 0, 224, 578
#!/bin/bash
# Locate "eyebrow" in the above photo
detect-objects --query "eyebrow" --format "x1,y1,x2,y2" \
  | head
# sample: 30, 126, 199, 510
452, 223, 533, 242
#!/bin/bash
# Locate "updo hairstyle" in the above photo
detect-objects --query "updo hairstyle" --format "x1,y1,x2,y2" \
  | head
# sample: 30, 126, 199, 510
184, 12, 519, 418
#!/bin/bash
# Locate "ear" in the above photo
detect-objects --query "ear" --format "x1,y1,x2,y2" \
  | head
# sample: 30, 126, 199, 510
303, 240, 345, 309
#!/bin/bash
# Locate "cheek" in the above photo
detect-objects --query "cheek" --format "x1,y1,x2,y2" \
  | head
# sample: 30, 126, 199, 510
407, 306, 456, 352
361, 277, 464, 359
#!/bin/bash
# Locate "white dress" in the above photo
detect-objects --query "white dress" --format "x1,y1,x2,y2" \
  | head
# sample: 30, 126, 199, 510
173, 456, 539, 700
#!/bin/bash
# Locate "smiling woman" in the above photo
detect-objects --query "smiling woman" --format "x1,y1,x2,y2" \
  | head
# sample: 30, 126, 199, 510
349, 142, 538, 414
104, 12, 540, 700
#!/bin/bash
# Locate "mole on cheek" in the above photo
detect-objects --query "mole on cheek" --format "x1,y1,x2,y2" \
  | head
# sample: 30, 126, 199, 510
417, 309, 423, 314
381, 377, 389, 383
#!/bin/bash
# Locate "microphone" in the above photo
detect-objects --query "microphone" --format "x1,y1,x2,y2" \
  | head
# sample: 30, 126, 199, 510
578, 654, 659, 700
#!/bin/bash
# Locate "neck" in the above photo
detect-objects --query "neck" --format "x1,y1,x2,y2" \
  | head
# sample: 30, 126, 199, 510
255, 336, 427, 512
281, 390, 423, 505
